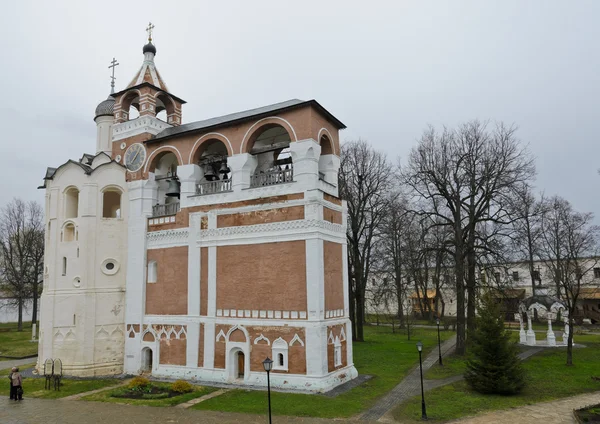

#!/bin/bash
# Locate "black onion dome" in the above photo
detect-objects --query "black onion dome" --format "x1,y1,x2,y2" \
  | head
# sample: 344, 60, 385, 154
94, 96, 115, 119
143, 42, 157, 55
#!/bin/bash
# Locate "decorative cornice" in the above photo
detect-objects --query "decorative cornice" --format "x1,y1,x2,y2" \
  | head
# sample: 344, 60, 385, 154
201, 219, 344, 239
147, 228, 189, 249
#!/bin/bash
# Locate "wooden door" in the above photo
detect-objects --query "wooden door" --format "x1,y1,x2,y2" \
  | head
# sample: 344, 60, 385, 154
237, 352, 245, 378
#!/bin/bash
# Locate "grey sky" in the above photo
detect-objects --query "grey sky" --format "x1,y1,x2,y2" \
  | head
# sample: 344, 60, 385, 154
1, 1, 598, 219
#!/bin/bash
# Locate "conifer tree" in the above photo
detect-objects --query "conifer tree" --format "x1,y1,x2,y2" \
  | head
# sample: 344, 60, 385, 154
464, 294, 526, 395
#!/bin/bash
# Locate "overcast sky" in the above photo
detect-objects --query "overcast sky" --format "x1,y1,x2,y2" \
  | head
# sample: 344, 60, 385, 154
1, 1, 598, 219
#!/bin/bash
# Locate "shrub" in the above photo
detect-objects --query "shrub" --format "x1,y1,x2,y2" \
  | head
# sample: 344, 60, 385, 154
442, 316, 457, 331
171, 380, 194, 394
464, 294, 526, 395
128, 376, 151, 391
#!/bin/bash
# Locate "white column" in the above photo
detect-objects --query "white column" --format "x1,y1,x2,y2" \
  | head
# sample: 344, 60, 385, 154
186, 322, 200, 367
177, 164, 201, 208
305, 238, 324, 321
305, 324, 328, 376
203, 321, 215, 368
290, 139, 320, 189
207, 212, 217, 317
318, 154, 340, 195
526, 313, 536, 346
124, 179, 156, 373
227, 153, 256, 192
188, 213, 201, 316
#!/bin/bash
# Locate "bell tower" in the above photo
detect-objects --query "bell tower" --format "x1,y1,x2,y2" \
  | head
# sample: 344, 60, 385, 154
112, 23, 185, 127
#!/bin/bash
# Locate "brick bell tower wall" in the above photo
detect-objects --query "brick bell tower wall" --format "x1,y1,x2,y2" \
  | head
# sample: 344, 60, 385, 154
146, 246, 189, 315
216, 241, 307, 312
324, 241, 345, 312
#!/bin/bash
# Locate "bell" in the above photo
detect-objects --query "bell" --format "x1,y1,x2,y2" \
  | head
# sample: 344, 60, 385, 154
204, 167, 216, 181
219, 162, 231, 175
166, 178, 181, 198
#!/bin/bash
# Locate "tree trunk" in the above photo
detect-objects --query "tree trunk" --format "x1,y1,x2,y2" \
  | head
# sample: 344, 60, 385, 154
17, 298, 23, 332
455, 252, 466, 355
466, 248, 477, 343
355, 285, 365, 342
349, 275, 357, 341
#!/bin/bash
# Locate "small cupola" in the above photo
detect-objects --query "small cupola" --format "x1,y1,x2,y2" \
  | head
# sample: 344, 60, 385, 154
111, 23, 185, 126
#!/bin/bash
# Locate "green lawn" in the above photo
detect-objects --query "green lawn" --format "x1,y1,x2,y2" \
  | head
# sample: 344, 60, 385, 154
0, 322, 38, 358
193, 325, 453, 418
394, 334, 600, 423
82, 382, 217, 407
425, 354, 467, 380
0, 366, 119, 399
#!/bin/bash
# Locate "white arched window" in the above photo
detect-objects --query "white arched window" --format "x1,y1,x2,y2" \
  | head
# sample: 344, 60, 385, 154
147, 260, 157, 283
272, 337, 288, 371
334, 336, 342, 367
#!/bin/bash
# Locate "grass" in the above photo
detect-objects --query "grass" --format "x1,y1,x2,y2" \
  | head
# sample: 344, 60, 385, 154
0, 368, 119, 399
393, 333, 600, 423
425, 354, 467, 380
192, 325, 453, 418
0, 322, 38, 358
82, 382, 217, 407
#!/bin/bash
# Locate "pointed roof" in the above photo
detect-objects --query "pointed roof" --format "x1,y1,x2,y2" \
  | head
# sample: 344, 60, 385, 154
125, 43, 169, 91
111, 41, 185, 103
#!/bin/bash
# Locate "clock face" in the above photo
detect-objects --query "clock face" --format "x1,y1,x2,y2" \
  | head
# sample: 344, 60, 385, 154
124, 143, 146, 172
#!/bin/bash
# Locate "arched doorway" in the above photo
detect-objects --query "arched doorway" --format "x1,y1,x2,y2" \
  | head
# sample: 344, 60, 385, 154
142, 347, 153, 372
236, 351, 245, 379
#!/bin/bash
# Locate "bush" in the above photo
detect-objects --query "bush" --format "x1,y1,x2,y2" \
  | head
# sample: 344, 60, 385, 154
464, 294, 526, 395
128, 376, 151, 391
443, 316, 457, 331
171, 380, 194, 394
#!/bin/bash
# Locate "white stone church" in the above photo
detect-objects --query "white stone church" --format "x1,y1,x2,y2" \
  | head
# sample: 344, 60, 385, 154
37, 29, 356, 392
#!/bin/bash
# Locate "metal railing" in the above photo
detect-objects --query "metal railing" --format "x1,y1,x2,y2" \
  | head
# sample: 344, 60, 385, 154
196, 179, 233, 196
250, 167, 294, 188
152, 202, 180, 218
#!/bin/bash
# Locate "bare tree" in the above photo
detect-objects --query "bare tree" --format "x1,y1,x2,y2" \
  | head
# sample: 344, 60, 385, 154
404, 121, 535, 355
539, 196, 600, 365
508, 183, 545, 295
0, 199, 44, 331
339, 140, 395, 342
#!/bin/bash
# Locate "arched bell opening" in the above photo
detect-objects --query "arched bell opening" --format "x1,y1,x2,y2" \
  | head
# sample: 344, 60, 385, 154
121, 91, 141, 121
318, 134, 336, 184
193, 139, 231, 195
155, 93, 175, 123
149, 152, 180, 217
247, 124, 293, 188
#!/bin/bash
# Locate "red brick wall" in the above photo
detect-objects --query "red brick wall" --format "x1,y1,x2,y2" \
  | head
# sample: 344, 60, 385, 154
146, 247, 188, 315
324, 241, 344, 312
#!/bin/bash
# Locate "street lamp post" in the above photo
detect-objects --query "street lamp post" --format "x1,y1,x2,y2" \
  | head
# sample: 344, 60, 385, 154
416, 342, 427, 421
263, 357, 273, 424
436, 318, 442, 366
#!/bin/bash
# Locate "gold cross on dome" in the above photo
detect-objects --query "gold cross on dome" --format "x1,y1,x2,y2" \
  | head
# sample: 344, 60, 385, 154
146, 22, 155, 42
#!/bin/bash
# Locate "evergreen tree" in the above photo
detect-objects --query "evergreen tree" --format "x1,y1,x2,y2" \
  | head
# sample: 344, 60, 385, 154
464, 294, 526, 395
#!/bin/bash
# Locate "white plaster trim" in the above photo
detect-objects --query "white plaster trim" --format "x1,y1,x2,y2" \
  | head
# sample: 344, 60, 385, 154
239, 116, 298, 154
201, 219, 344, 239
216, 329, 226, 342
147, 228, 189, 249
317, 128, 337, 155
226, 324, 249, 342
188, 132, 234, 162
290, 333, 304, 346
253, 334, 270, 345
328, 331, 334, 344
144, 145, 184, 173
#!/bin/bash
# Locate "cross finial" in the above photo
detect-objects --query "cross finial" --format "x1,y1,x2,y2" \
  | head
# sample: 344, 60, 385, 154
146, 22, 155, 42
108, 57, 119, 94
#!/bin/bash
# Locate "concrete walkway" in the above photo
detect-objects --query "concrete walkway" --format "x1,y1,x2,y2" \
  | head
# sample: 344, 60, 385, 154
360, 335, 457, 421
0, 357, 37, 370
175, 388, 228, 409
450, 391, 600, 424
0, 397, 371, 424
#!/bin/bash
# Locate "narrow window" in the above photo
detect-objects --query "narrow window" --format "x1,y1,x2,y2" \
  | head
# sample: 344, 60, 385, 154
62, 257, 67, 276
594, 268, 600, 279
148, 260, 157, 283
278, 353, 284, 367
494, 272, 501, 284
532, 270, 541, 281
102, 190, 122, 218
334, 336, 342, 367
73, 314, 76, 325
65, 188, 79, 218
512, 271, 519, 281
77, 247, 79, 258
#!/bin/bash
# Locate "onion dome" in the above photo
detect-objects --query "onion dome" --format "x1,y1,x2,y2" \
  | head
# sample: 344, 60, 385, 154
143, 42, 157, 55
94, 95, 115, 120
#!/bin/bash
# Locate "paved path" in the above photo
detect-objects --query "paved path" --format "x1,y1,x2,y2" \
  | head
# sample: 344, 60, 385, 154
363, 341, 543, 422
360, 335, 457, 421
0, 357, 37, 370
450, 391, 600, 424
175, 388, 229, 409
0, 397, 371, 424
